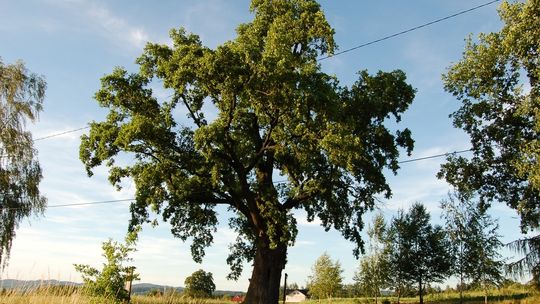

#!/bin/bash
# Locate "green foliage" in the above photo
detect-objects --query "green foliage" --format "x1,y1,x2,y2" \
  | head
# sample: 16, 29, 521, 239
146, 289, 163, 297
353, 214, 390, 301
74, 231, 139, 303
184, 269, 216, 298
386, 203, 452, 304
0, 58, 46, 268
308, 252, 344, 299
441, 191, 504, 302
440, 0, 540, 286
354, 254, 389, 299
79, 0, 415, 300
440, 0, 539, 232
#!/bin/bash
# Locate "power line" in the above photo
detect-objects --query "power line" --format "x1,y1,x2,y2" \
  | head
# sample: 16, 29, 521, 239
0, 198, 134, 212
26, 2, 501, 143
0, 126, 90, 158
33, 126, 90, 141
398, 148, 472, 164
318, 0, 501, 61
48, 198, 134, 208
270, 148, 473, 184
0, 148, 473, 211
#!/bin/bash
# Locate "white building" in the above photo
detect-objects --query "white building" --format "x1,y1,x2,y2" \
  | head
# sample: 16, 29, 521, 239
285, 289, 308, 302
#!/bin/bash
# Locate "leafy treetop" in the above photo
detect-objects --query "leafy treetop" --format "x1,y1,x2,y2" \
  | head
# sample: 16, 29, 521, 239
80, 0, 415, 281
440, 0, 540, 232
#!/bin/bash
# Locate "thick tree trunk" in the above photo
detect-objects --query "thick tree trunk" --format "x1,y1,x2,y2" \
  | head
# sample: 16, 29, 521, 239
244, 237, 287, 304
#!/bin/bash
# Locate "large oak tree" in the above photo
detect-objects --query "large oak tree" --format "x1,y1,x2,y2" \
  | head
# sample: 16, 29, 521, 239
79, 1, 415, 302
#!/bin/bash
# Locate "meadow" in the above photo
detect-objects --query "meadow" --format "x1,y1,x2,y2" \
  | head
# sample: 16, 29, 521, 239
1, 283, 540, 304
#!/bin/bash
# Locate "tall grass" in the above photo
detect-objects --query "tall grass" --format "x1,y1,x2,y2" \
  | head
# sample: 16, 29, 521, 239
0, 283, 235, 304
1, 284, 539, 304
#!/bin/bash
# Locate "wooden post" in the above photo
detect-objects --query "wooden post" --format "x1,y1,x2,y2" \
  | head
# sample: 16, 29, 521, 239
125, 267, 134, 304
282, 273, 288, 304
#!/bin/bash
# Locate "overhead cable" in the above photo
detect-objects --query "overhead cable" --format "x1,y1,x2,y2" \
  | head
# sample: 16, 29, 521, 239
318, 0, 501, 61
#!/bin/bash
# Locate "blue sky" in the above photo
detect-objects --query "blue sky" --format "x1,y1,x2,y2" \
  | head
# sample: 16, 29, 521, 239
0, 0, 525, 291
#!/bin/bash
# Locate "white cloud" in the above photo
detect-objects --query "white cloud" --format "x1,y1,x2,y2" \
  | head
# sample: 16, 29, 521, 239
47, 0, 150, 51
295, 212, 323, 227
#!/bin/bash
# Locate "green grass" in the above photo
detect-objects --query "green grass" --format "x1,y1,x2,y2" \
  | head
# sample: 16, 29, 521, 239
0, 285, 539, 304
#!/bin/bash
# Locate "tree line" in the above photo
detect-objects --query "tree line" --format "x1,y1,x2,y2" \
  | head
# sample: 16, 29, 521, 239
303, 196, 502, 304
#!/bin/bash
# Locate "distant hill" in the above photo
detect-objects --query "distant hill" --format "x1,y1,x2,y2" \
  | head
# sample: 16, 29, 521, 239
130, 283, 183, 295
0, 279, 244, 296
0, 279, 80, 289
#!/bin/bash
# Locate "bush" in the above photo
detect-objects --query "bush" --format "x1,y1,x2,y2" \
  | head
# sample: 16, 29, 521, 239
74, 231, 139, 303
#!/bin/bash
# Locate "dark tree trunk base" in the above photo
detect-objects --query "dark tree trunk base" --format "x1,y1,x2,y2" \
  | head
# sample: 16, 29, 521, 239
244, 238, 287, 304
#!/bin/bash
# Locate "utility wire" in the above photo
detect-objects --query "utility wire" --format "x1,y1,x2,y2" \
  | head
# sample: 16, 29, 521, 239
48, 198, 134, 208
33, 126, 90, 141
398, 148, 472, 164
1, 148, 471, 212
24, 2, 501, 143
0, 148, 473, 211
0, 126, 90, 158
318, 0, 501, 61
0, 198, 134, 212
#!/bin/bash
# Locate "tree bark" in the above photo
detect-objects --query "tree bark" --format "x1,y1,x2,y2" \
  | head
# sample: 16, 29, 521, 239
244, 237, 287, 304
459, 271, 463, 304
418, 278, 423, 304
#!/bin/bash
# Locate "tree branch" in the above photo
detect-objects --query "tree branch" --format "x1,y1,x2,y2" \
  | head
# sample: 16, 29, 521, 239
177, 93, 206, 128
282, 189, 314, 210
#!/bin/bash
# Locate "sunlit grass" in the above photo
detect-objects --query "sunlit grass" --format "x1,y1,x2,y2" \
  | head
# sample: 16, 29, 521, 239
0, 284, 236, 304
1, 283, 539, 304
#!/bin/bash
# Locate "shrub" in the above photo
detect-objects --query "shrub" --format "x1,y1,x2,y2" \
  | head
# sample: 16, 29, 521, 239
74, 231, 139, 303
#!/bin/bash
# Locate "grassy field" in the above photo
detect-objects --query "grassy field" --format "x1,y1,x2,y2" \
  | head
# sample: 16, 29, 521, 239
1, 286, 539, 304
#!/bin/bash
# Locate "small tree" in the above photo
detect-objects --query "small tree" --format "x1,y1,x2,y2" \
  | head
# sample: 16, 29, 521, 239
385, 210, 410, 304
354, 254, 389, 302
354, 214, 390, 303
307, 252, 343, 299
387, 203, 452, 304
74, 232, 139, 303
441, 192, 504, 304
184, 269, 216, 298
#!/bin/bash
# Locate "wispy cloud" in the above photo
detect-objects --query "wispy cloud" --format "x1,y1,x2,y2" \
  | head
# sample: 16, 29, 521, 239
48, 0, 149, 50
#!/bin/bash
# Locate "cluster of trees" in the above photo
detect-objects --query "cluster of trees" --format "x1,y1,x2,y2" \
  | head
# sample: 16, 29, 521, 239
354, 198, 503, 304
305, 199, 502, 304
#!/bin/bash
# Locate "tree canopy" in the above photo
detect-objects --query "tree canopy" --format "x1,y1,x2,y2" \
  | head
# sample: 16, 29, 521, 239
439, 0, 540, 231
439, 0, 540, 284
184, 269, 216, 298
307, 252, 343, 299
441, 192, 503, 304
0, 58, 46, 268
79, 0, 415, 302
386, 203, 452, 304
